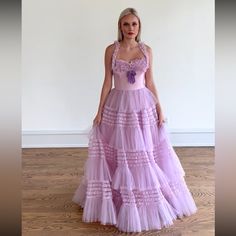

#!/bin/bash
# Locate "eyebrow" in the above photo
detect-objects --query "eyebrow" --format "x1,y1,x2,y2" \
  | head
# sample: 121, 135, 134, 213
123, 21, 138, 24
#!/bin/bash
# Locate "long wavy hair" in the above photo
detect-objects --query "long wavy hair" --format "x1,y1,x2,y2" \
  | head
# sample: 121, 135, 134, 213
117, 8, 141, 42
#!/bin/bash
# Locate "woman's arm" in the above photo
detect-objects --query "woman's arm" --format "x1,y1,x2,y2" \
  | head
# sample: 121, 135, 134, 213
145, 45, 165, 126
93, 44, 114, 125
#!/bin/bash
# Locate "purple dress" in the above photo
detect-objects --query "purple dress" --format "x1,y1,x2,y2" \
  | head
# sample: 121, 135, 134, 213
72, 40, 197, 232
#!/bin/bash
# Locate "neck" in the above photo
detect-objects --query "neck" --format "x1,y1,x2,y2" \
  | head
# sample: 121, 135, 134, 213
120, 38, 138, 49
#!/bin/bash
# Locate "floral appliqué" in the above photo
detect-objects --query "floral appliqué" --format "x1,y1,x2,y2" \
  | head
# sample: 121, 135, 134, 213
127, 70, 136, 84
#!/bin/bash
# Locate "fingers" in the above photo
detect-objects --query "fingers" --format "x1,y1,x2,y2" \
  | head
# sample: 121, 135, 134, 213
93, 118, 101, 126
94, 120, 99, 126
158, 119, 165, 127
93, 119, 97, 126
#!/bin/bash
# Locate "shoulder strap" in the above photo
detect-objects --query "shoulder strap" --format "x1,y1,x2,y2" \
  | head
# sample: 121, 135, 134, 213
112, 40, 120, 69
139, 41, 149, 66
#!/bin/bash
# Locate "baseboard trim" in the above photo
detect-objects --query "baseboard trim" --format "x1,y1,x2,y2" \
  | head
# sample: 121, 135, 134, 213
22, 128, 215, 148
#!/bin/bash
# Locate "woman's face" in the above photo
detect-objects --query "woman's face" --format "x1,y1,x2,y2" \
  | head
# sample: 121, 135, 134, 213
120, 14, 140, 40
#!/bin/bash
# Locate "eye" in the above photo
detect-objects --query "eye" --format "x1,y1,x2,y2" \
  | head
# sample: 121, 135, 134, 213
132, 22, 138, 26
123, 22, 129, 26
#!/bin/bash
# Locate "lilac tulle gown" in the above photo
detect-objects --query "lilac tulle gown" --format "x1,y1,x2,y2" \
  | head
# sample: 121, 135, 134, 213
72, 40, 197, 232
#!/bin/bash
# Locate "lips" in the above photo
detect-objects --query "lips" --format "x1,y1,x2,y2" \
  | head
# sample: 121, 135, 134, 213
128, 32, 134, 35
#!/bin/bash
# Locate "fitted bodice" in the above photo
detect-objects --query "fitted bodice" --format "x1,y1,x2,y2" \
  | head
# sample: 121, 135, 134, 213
112, 40, 149, 90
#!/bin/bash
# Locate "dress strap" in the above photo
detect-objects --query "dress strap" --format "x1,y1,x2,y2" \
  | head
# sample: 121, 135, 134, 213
112, 40, 120, 69
139, 41, 149, 68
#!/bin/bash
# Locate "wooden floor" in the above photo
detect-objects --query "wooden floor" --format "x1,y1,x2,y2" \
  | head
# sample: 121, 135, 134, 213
22, 147, 214, 236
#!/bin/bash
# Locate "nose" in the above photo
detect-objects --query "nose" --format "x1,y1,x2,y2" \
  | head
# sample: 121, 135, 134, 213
128, 24, 133, 31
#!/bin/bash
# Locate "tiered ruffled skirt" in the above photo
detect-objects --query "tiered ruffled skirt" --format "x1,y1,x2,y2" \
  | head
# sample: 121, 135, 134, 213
72, 87, 197, 232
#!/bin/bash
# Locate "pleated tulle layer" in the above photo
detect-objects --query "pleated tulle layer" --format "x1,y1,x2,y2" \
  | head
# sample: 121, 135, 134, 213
72, 87, 197, 232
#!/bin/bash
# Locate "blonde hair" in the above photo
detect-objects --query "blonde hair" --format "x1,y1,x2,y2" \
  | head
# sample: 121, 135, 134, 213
117, 8, 141, 42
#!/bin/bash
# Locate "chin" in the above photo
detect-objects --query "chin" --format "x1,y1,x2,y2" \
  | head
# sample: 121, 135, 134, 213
126, 35, 136, 39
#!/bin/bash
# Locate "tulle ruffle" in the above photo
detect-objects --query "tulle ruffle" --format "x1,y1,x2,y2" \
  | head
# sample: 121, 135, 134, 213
72, 87, 197, 232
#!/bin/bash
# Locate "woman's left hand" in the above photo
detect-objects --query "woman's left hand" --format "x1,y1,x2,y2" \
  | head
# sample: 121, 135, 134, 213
157, 110, 166, 127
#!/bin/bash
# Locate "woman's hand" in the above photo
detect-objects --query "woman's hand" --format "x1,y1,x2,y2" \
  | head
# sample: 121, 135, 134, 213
157, 108, 166, 127
93, 112, 102, 126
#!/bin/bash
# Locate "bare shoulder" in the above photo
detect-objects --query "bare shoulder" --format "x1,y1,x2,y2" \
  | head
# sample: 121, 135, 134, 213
105, 43, 116, 56
143, 43, 152, 55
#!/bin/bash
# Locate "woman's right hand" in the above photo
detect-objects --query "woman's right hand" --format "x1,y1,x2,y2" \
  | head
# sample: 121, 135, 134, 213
93, 112, 102, 126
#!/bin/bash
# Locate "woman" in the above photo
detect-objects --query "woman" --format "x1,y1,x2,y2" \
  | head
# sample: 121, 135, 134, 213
72, 7, 197, 233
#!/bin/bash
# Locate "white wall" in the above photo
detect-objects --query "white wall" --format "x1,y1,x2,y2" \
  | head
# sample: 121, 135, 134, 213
22, 0, 214, 147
